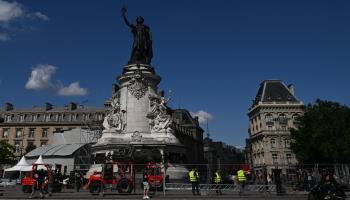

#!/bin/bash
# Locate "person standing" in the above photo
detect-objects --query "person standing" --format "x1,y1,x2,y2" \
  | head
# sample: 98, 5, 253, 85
237, 168, 247, 196
214, 169, 223, 195
188, 167, 200, 195
75, 172, 82, 192
273, 169, 283, 195
143, 169, 150, 200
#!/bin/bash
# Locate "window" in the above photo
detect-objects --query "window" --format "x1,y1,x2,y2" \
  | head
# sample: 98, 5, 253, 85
28, 128, 35, 138
40, 141, 47, 147
27, 141, 34, 147
57, 114, 62, 121
272, 153, 278, 164
286, 154, 292, 164
14, 141, 20, 153
271, 139, 276, 148
279, 114, 288, 124
2, 128, 9, 138
5, 115, 12, 122
268, 126, 273, 131
281, 126, 288, 131
284, 139, 290, 148
42, 128, 48, 138
292, 114, 300, 126
27, 114, 33, 122
265, 114, 274, 124
15, 129, 22, 138
45, 114, 51, 122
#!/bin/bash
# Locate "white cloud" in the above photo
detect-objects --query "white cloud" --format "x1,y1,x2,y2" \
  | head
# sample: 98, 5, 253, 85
0, 0, 48, 42
25, 64, 56, 90
25, 64, 89, 97
191, 110, 214, 124
0, 32, 9, 41
27, 12, 49, 21
0, 0, 23, 22
57, 82, 88, 97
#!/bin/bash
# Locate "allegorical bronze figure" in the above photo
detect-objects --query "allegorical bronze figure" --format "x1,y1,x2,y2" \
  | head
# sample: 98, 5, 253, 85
121, 7, 153, 65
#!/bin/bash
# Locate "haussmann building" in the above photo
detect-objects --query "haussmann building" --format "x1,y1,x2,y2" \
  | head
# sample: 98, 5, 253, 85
246, 80, 304, 178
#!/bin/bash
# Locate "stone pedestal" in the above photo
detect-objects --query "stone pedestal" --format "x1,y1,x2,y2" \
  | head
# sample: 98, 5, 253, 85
92, 64, 184, 162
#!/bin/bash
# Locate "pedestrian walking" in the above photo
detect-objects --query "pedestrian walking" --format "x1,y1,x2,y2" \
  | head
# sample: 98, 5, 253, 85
237, 168, 246, 196
188, 167, 200, 195
143, 169, 150, 199
214, 169, 223, 195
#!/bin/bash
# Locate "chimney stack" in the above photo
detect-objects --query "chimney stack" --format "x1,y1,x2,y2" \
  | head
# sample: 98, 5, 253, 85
4, 102, 14, 111
44, 102, 53, 111
68, 102, 77, 110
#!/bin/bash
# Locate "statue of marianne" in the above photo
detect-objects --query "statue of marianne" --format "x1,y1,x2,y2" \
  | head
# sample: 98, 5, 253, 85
121, 6, 153, 65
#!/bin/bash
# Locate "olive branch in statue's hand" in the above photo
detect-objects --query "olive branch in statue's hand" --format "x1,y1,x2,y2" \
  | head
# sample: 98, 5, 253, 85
121, 5, 127, 16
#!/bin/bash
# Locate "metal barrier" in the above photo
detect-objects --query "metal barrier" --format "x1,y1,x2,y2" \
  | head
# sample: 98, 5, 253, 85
247, 185, 276, 192
165, 183, 276, 192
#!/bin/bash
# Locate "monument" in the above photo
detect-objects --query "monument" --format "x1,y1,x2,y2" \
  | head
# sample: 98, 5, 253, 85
91, 7, 186, 164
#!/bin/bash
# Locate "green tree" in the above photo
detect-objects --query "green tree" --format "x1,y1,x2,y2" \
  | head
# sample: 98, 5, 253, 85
291, 99, 350, 163
25, 143, 37, 154
0, 141, 16, 165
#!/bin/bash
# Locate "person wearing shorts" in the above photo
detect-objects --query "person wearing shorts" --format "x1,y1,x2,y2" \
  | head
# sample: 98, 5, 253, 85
143, 169, 150, 199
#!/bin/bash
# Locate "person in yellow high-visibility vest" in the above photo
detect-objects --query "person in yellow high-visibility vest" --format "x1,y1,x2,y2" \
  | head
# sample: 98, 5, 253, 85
237, 168, 247, 195
188, 167, 200, 195
214, 169, 223, 195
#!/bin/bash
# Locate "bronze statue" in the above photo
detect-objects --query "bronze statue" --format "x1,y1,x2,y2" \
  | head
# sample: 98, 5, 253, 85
121, 7, 153, 65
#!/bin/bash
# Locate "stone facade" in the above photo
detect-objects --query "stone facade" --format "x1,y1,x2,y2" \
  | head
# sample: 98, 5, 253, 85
0, 102, 106, 157
246, 80, 304, 176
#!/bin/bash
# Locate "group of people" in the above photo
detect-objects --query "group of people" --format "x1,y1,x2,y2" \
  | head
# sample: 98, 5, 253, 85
188, 167, 247, 196
30, 169, 84, 198
30, 169, 50, 199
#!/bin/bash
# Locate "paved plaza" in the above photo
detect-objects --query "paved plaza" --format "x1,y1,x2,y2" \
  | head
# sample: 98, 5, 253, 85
0, 185, 315, 200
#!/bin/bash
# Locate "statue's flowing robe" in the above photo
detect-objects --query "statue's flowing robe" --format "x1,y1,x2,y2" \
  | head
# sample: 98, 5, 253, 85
129, 24, 153, 64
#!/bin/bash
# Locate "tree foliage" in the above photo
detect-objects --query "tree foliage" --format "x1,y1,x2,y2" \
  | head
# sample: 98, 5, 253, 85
0, 141, 16, 165
25, 143, 37, 154
291, 99, 350, 163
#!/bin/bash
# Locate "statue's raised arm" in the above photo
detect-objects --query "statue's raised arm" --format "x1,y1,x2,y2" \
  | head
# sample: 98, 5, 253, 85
121, 6, 133, 28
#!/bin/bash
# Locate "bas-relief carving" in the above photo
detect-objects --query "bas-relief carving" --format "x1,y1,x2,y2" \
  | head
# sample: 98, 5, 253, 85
147, 93, 173, 134
103, 93, 126, 131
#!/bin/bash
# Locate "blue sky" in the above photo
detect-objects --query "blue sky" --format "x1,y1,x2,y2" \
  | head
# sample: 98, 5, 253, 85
0, 0, 350, 147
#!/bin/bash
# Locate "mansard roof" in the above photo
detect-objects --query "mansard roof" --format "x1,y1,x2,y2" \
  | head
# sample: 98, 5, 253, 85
252, 80, 300, 106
